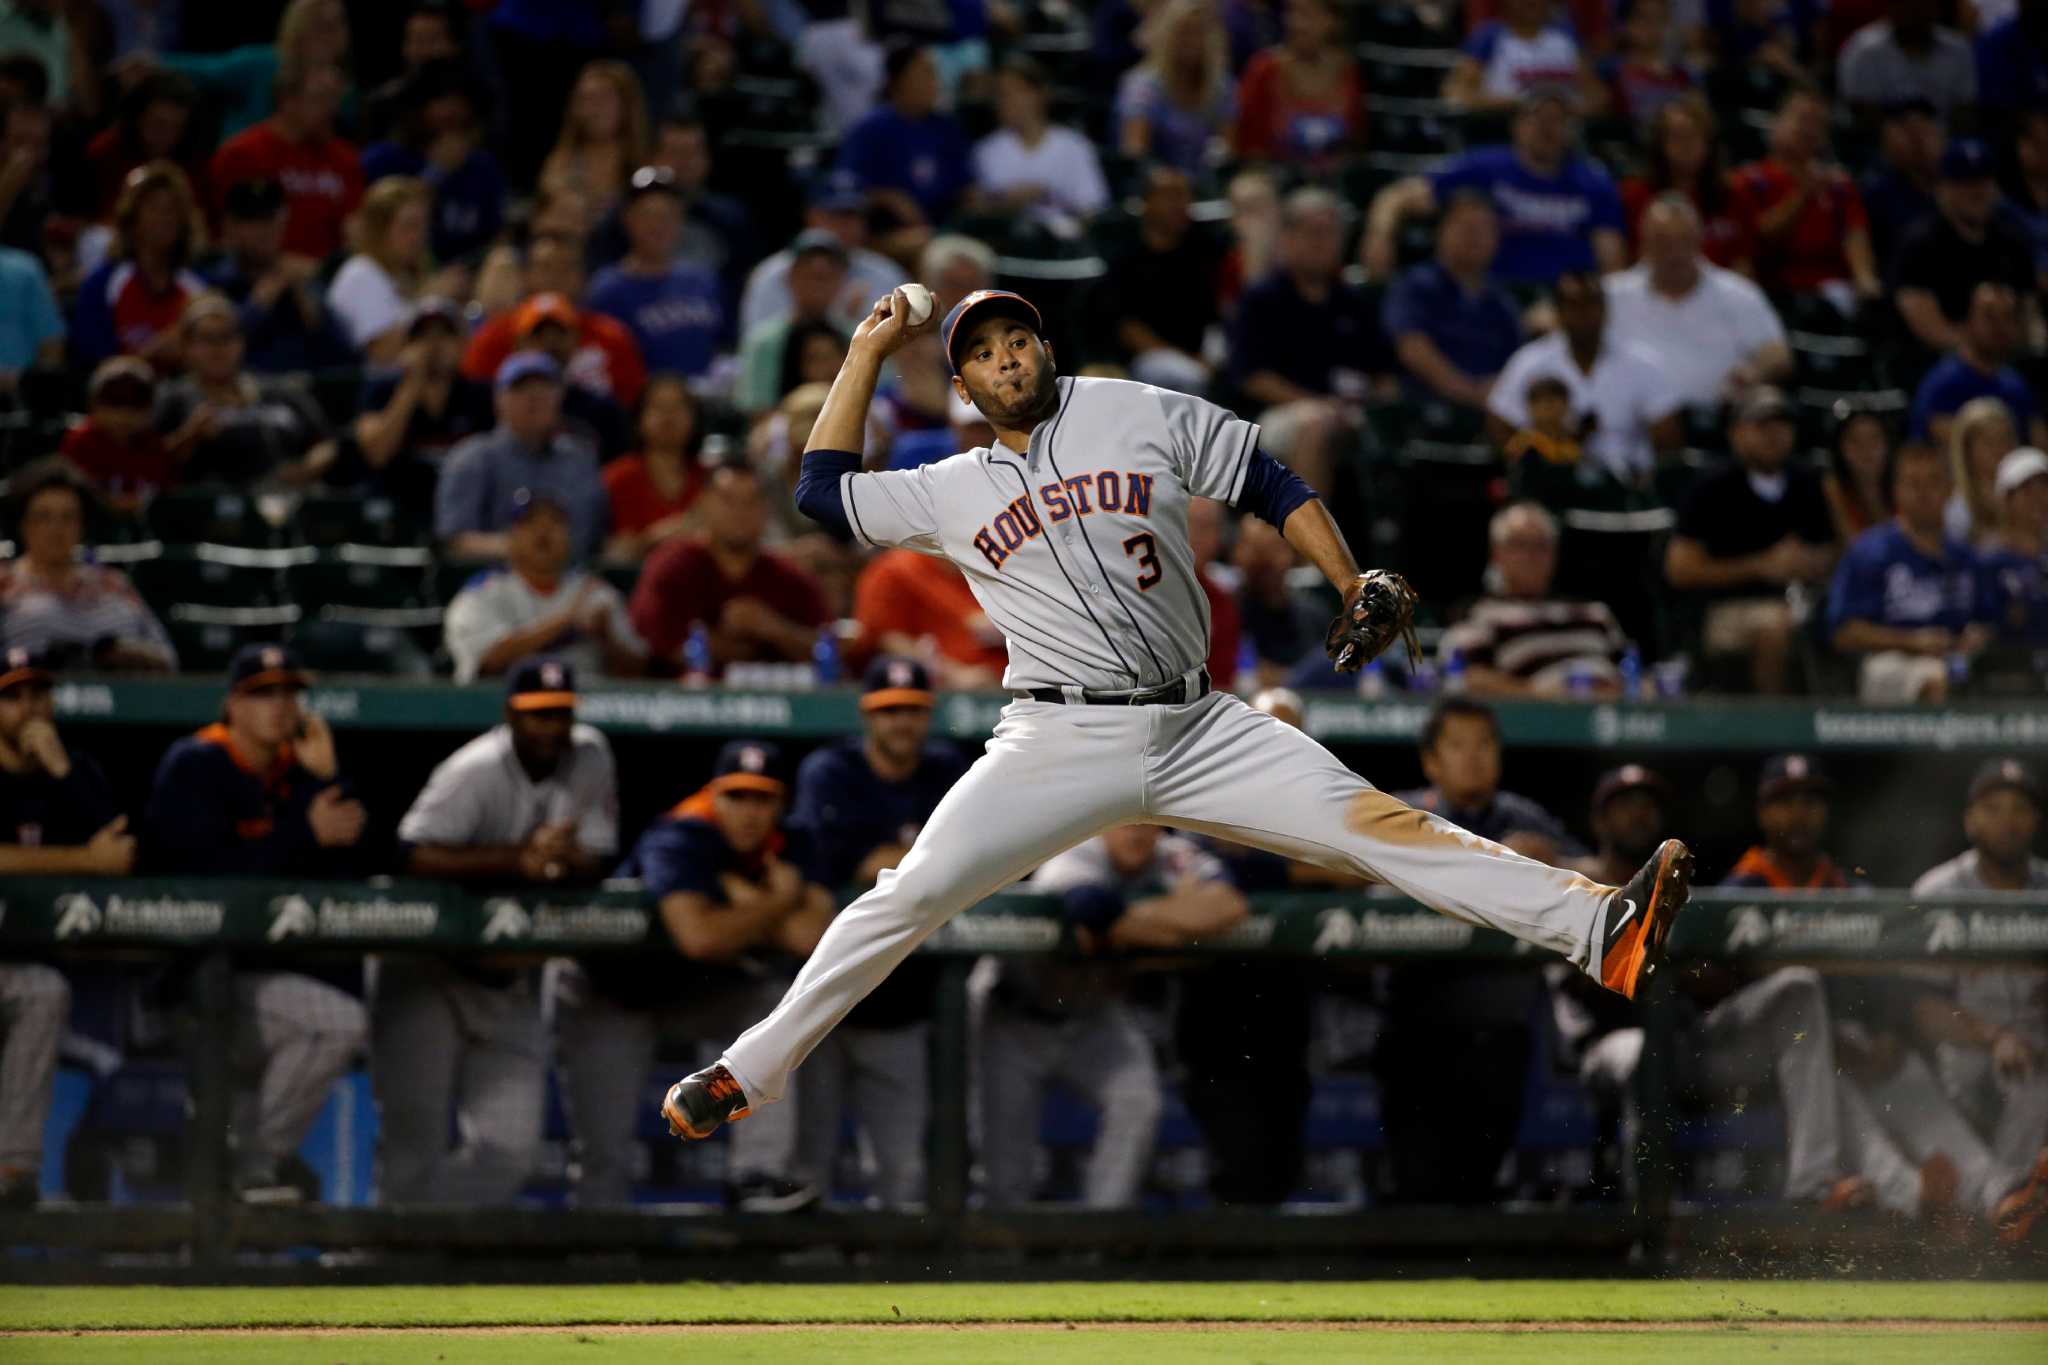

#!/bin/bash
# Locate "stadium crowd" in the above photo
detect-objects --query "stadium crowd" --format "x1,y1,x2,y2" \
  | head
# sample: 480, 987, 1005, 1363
0, 0, 2040, 1236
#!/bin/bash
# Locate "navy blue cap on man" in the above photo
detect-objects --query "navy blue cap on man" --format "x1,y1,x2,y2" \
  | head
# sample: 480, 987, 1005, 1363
496, 350, 563, 392
1759, 753, 1832, 802
229, 643, 311, 693
1969, 757, 2040, 806
1940, 138, 1995, 182
809, 168, 866, 213
508, 656, 577, 712
0, 646, 53, 692
861, 656, 935, 711
1592, 763, 1672, 815
713, 739, 785, 795
942, 288, 1044, 376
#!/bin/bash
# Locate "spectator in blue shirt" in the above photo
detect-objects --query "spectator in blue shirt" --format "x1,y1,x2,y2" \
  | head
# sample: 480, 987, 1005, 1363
2008, 110, 2048, 277
0, 243, 60, 383
1363, 86, 1626, 285
1909, 283, 2047, 447
360, 61, 506, 266
585, 167, 727, 381
435, 353, 609, 562
1984, 447, 2048, 644
1228, 186, 1391, 494
1975, 2, 2048, 111
1857, 99, 1942, 269
835, 43, 973, 250
1826, 442, 1994, 701
1382, 190, 1523, 410
196, 177, 354, 375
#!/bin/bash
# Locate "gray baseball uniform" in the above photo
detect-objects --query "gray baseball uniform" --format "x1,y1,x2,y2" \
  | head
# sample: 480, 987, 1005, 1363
377, 723, 619, 1204
722, 375, 1615, 1109
0, 963, 68, 1176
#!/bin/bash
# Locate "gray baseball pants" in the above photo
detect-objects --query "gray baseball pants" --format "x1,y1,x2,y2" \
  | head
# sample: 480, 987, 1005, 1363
231, 971, 367, 1186
793, 1022, 928, 1209
979, 1001, 1159, 1208
552, 965, 797, 1205
0, 963, 69, 1171
371, 958, 546, 1205
725, 692, 1613, 1107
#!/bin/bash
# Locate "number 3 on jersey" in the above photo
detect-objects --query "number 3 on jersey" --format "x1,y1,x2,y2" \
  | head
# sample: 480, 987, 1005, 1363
1123, 532, 1161, 590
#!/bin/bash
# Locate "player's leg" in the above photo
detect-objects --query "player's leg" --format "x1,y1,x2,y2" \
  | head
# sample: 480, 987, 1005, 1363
1699, 968, 1850, 1203
235, 971, 367, 1198
551, 964, 656, 1206
717, 702, 1149, 1109
846, 1023, 929, 1209
977, 1004, 1059, 1207
1058, 1004, 1162, 1210
1837, 1077, 1932, 1216
0, 964, 68, 1190
1145, 694, 1619, 971
1864, 1048, 2018, 1216
441, 971, 547, 1205
368, 956, 462, 1203
790, 1027, 849, 1200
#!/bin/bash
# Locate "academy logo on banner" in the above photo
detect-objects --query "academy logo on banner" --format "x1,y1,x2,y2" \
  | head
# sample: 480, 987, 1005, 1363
267, 893, 439, 942
479, 898, 646, 945
1311, 906, 1474, 954
482, 900, 533, 942
53, 892, 224, 939
1723, 905, 1884, 953
1923, 908, 2048, 954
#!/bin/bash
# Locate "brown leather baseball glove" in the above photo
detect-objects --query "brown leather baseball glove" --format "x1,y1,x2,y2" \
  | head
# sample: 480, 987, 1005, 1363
1324, 570, 1421, 673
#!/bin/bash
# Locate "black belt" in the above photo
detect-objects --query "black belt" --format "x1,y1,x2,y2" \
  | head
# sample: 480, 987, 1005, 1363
1023, 669, 1210, 706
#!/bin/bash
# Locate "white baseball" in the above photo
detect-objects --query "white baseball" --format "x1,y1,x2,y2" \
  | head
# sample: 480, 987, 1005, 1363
897, 282, 935, 326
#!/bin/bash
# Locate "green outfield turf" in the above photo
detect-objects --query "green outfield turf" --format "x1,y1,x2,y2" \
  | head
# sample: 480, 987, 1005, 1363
2, 1281, 2042, 1365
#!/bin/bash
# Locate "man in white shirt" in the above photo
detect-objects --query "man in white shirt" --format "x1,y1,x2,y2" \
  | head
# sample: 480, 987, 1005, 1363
1604, 195, 1791, 409
444, 487, 646, 684
971, 55, 1109, 232
1487, 270, 1683, 487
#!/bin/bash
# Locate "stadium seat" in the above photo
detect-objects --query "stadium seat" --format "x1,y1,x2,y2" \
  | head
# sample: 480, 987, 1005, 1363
132, 548, 294, 611
295, 492, 429, 549
1357, 42, 1458, 99
287, 547, 438, 613
290, 617, 435, 678
165, 604, 301, 672
145, 487, 291, 549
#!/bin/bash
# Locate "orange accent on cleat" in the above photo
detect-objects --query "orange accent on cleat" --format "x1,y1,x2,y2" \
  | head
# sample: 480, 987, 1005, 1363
1599, 839, 1694, 1000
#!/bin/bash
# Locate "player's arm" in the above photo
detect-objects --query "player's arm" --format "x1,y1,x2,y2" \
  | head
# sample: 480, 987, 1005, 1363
658, 888, 790, 961
1108, 879, 1249, 950
793, 287, 934, 536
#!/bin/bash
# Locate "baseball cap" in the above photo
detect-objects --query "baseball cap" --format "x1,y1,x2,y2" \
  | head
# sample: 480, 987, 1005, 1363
1939, 138, 1995, 181
408, 295, 466, 338
791, 227, 848, 264
1995, 446, 2048, 497
507, 656, 577, 712
1758, 753, 1832, 801
1734, 385, 1795, 424
222, 177, 285, 221
229, 643, 311, 693
861, 656, 935, 711
88, 355, 156, 407
495, 350, 563, 391
1517, 82, 1579, 116
1968, 757, 2041, 806
942, 288, 1044, 377
0, 645, 54, 692
711, 738, 785, 796
513, 292, 579, 339
625, 164, 683, 203
1591, 763, 1672, 814
808, 168, 866, 213
509, 486, 570, 521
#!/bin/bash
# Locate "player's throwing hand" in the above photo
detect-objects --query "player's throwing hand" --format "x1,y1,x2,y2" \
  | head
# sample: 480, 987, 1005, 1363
851, 288, 936, 360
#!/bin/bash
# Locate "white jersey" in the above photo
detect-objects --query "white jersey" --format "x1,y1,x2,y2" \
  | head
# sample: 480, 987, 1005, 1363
835, 376, 1259, 692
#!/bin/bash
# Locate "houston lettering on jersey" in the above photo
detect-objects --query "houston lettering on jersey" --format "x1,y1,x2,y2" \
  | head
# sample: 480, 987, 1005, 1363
972, 470, 1155, 571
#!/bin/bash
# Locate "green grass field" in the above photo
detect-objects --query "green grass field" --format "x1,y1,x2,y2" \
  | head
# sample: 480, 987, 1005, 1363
2, 1281, 2043, 1364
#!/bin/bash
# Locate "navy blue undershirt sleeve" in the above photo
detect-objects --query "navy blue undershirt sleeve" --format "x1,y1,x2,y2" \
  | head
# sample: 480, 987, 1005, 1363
1235, 448, 1318, 527
793, 448, 860, 538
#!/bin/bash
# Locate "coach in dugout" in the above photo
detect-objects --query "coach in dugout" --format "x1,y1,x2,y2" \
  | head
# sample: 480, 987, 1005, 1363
0, 648, 133, 1208
783, 658, 967, 1209
559, 740, 829, 1212
144, 644, 369, 1204
382, 657, 619, 1206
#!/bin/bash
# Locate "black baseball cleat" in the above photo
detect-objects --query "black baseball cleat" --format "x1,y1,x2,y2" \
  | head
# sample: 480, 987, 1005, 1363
1598, 838, 1694, 999
661, 1062, 751, 1140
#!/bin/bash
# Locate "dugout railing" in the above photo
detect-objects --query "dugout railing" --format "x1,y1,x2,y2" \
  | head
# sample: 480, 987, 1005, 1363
1, 880, 2043, 1270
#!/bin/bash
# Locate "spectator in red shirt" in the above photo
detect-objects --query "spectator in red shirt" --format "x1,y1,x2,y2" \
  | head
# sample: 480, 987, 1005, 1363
69, 162, 208, 373
461, 233, 647, 408
85, 71, 210, 222
1231, 0, 1364, 176
1620, 96, 1753, 273
1187, 495, 1241, 691
852, 550, 1008, 688
209, 63, 363, 261
628, 463, 829, 676
603, 375, 707, 562
1731, 87, 1881, 302
59, 359, 182, 510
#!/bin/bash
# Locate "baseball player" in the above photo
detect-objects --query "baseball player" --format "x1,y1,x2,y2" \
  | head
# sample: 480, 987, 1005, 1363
662, 285, 1694, 1140
783, 657, 969, 1208
144, 644, 370, 1203
382, 656, 619, 1205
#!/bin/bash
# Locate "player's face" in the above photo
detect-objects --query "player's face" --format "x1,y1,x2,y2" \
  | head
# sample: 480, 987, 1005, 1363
229, 684, 304, 749
1758, 790, 1828, 858
714, 789, 783, 853
953, 321, 1058, 428
0, 679, 53, 741
1595, 789, 1667, 865
1421, 715, 1502, 807
864, 704, 931, 765
508, 707, 574, 773
1966, 789, 2040, 866
1103, 823, 1163, 875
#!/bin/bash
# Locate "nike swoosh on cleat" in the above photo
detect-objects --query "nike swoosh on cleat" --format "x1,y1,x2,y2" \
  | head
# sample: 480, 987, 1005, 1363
1609, 898, 1638, 939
